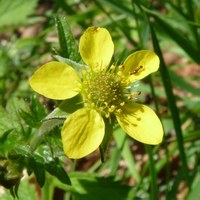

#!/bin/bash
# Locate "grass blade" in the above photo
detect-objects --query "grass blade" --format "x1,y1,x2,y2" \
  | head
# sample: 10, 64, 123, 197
140, 6, 200, 64
149, 22, 190, 186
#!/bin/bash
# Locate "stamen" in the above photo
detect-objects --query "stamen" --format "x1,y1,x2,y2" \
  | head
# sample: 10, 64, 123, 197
110, 65, 115, 71
105, 113, 110, 118
120, 102, 125, 106
116, 109, 123, 113
119, 65, 124, 70
104, 102, 108, 106
109, 105, 115, 112
127, 95, 132, 100
82, 70, 136, 117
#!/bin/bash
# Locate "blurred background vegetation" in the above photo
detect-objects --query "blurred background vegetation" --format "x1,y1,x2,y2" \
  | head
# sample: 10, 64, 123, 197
0, 0, 200, 199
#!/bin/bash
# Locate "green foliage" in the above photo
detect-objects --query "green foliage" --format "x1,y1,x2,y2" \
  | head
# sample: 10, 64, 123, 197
70, 173, 134, 200
45, 158, 71, 185
55, 15, 81, 62
20, 96, 46, 128
0, 0, 38, 28
1, 177, 37, 200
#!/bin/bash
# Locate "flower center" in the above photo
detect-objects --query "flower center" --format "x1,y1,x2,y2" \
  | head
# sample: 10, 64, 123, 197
82, 70, 137, 118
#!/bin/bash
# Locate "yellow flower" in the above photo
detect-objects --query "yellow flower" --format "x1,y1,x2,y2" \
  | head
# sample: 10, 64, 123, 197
29, 26, 163, 159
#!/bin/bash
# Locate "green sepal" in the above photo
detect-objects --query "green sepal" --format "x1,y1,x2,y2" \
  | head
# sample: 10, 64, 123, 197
58, 94, 83, 113
53, 54, 87, 73
100, 116, 116, 162
55, 15, 81, 62
40, 94, 83, 137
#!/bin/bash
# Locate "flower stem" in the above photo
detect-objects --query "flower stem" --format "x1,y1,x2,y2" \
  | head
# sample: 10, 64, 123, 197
145, 145, 158, 200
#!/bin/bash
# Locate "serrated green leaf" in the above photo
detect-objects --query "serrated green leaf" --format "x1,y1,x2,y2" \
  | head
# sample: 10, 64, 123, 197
27, 156, 45, 187
20, 96, 46, 128
0, 0, 38, 28
0, 107, 16, 135
6, 97, 28, 122
0, 97, 29, 138
0, 129, 14, 142
45, 158, 71, 185
20, 110, 37, 127
30, 96, 46, 119
55, 15, 81, 61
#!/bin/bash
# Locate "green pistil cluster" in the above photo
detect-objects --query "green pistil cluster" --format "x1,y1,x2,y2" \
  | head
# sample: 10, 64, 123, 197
82, 70, 136, 118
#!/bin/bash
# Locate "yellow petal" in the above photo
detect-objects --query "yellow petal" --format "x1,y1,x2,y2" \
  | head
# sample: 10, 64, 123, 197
116, 103, 163, 145
29, 61, 81, 100
79, 26, 114, 71
121, 50, 160, 82
61, 108, 105, 159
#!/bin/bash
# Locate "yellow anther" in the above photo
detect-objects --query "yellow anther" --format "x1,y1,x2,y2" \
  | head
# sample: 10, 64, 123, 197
109, 105, 115, 112
104, 102, 108, 106
120, 101, 125, 106
127, 95, 132, 100
117, 71, 123, 77
110, 65, 115, 70
87, 94, 91, 99
108, 108, 113, 112
116, 109, 123, 113
105, 113, 110, 118
118, 65, 124, 70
